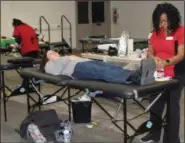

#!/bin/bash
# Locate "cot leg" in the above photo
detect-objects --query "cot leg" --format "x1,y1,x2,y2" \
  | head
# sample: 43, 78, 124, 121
26, 80, 31, 114
114, 99, 123, 119
123, 99, 128, 143
1, 71, 7, 122
93, 98, 132, 136
133, 99, 145, 110
38, 83, 41, 92
68, 88, 71, 121
82, 42, 85, 53
38, 90, 41, 111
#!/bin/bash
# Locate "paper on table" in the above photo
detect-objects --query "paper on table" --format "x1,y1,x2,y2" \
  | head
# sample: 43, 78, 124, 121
154, 71, 172, 81
97, 44, 117, 51
155, 76, 172, 82
109, 37, 120, 40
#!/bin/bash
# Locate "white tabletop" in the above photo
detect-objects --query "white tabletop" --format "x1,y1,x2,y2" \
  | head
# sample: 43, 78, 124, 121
80, 53, 141, 65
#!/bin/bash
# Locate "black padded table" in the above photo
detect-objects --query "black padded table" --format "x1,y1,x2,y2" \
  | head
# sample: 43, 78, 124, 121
39, 41, 67, 49
0, 58, 41, 71
0, 57, 41, 122
39, 41, 72, 56
20, 68, 179, 98
65, 79, 179, 99
19, 68, 82, 121
19, 68, 71, 85
0, 48, 12, 54
19, 68, 180, 143
39, 41, 71, 53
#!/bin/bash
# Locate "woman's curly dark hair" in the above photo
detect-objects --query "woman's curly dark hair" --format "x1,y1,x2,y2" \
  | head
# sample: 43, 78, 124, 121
152, 2, 181, 34
12, 18, 25, 27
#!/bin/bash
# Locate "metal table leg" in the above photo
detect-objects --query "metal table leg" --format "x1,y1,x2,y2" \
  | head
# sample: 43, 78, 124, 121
68, 87, 71, 121
1, 71, 7, 121
123, 98, 128, 143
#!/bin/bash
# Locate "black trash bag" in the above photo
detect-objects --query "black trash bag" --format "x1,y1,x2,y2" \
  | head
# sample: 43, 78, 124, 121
108, 46, 118, 56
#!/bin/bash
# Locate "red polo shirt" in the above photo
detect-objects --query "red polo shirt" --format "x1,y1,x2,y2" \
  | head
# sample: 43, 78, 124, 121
150, 25, 184, 77
13, 24, 40, 56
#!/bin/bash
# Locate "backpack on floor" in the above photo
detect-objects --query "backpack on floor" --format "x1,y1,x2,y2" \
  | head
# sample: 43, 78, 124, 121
19, 109, 64, 143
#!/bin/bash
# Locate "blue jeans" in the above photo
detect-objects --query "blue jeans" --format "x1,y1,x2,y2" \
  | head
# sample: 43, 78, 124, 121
72, 61, 135, 84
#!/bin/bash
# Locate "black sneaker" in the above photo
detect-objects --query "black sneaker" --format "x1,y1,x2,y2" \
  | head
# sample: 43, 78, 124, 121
140, 133, 160, 143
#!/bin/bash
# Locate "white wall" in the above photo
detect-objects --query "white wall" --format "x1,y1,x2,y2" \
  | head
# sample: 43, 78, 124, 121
1, 1, 77, 48
110, 1, 184, 39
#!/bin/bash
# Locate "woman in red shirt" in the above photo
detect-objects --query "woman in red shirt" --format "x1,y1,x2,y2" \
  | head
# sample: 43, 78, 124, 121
140, 3, 184, 143
12, 18, 40, 58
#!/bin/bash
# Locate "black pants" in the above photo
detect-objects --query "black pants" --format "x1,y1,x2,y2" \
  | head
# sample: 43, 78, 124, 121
21, 51, 39, 86
22, 51, 39, 58
149, 78, 184, 143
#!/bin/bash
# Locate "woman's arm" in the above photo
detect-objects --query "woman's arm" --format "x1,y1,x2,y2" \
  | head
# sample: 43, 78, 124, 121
147, 32, 163, 69
164, 44, 184, 66
147, 44, 155, 59
13, 35, 21, 45
13, 27, 21, 45
147, 44, 162, 68
147, 31, 158, 60
163, 27, 184, 66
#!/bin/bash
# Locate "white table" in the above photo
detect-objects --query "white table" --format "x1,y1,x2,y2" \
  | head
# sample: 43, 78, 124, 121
80, 53, 141, 65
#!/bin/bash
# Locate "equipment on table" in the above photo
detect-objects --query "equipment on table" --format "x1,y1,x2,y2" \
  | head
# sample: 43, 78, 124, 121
79, 35, 148, 53
108, 46, 118, 56
118, 31, 129, 56
0, 37, 20, 56
1, 37, 17, 49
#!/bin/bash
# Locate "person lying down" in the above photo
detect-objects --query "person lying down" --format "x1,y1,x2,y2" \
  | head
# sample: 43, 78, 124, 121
39, 50, 156, 85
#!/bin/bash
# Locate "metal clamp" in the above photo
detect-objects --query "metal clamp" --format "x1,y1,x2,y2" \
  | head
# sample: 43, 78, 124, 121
133, 89, 138, 99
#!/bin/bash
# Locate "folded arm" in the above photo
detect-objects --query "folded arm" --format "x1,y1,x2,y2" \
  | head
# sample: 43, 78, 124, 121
13, 27, 21, 45
13, 35, 21, 45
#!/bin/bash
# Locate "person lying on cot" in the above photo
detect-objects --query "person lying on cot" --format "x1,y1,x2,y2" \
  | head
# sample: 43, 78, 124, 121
39, 50, 155, 85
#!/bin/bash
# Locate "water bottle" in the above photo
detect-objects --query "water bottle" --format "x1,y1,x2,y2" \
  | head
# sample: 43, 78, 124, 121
27, 124, 47, 143
63, 127, 71, 143
118, 31, 129, 56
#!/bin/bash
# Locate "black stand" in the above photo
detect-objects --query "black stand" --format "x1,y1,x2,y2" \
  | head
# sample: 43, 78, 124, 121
1, 70, 40, 122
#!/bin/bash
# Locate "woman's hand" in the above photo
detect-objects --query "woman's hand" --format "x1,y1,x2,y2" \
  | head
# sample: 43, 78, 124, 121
154, 57, 167, 70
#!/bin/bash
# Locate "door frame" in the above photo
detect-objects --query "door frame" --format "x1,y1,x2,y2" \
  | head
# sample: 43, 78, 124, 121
75, 1, 111, 49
